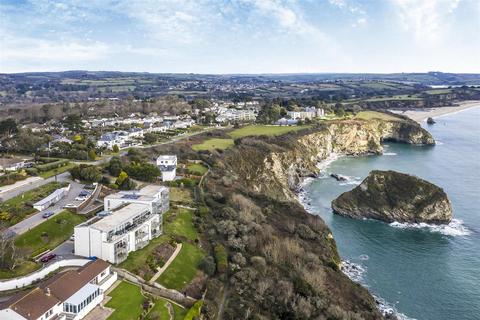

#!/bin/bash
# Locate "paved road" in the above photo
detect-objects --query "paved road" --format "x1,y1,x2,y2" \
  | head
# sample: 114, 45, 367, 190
50, 239, 75, 258
5, 179, 84, 237
0, 172, 71, 202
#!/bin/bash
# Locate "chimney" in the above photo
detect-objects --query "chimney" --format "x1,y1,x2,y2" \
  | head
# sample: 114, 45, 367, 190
45, 288, 51, 296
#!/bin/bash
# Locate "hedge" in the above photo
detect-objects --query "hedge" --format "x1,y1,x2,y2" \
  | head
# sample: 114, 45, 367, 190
214, 244, 228, 273
35, 159, 69, 172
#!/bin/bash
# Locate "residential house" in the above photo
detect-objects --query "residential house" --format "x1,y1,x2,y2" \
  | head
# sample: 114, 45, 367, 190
156, 155, 177, 181
0, 259, 117, 320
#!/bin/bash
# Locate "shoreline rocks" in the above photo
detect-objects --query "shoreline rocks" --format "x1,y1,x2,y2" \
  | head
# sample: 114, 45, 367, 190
331, 170, 452, 224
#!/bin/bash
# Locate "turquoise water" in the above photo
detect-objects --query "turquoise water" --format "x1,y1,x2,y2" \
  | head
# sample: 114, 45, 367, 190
304, 106, 480, 320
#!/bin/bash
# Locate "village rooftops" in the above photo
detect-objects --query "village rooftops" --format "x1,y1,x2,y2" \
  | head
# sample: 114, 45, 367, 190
89, 203, 150, 232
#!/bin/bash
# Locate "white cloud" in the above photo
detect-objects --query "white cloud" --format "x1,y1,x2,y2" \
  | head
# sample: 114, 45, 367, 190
391, 0, 462, 42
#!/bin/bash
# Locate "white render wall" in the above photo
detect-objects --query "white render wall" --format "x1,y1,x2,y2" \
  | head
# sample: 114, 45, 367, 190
0, 309, 27, 320
161, 169, 176, 181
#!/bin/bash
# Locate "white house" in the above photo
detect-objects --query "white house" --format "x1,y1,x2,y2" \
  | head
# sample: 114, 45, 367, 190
287, 107, 324, 120
0, 259, 117, 320
156, 155, 177, 181
74, 186, 169, 264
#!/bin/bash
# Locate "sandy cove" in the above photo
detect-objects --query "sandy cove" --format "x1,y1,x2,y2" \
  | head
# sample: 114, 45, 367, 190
391, 100, 480, 123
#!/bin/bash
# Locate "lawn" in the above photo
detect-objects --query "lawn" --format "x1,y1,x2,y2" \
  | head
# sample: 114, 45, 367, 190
119, 235, 169, 280
164, 209, 197, 241
187, 163, 208, 175
39, 162, 76, 178
170, 187, 194, 205
0, 181, 67, 227
106, 281, 145, 320
146, 298, 170, 320
228, 125, 312, 139
191, 138, 234, 151
156, 242, 204, 291
354, 111, 403, 121
14, 210, 86, 257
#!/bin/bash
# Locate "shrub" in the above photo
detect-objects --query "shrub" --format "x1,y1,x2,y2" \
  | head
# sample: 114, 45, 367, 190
36, 159, 69, 172
214, 244, 228, 273
199, 256, 216, 276
112, 144, 120, 153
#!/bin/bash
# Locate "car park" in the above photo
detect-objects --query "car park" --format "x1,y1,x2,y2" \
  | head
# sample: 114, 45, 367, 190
40, 253, 56, 263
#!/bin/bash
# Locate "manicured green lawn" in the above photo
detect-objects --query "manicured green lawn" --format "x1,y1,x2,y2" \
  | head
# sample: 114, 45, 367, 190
0, 181, 67, 226
106, 281, 144, 320
147, 298, 170, 320
228, 125, 312, 139
191, 138, 234, 151
187, 163, 208, 175
14, 211, 86, 257
39, 163, 76, 178
157, 242, 204, 290
164, 209, 197, 241
354, 111, 403, 121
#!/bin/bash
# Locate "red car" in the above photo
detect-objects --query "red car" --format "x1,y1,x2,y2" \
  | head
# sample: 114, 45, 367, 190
40, 253, 56, 263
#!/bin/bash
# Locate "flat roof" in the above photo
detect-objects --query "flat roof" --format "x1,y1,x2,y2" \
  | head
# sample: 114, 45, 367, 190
90, 203, 149, 232
157, 155, 177, 160
105, 185, 167, 202
139, 185, 168, 196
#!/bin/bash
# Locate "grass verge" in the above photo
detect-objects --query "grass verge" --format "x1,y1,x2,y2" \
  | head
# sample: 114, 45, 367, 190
191, 138, 234, 151
14, 210, 86, 257
228, 124, 312, 139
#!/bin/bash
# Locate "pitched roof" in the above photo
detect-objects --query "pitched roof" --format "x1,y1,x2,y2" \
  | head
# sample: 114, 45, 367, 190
39, 259, 110, 301
9, 287, 60, 320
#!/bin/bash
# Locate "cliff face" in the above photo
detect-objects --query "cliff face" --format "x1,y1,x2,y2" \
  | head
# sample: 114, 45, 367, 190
201, 117, 433, 319
233, 119, 434, 202
332, 170, 452, 224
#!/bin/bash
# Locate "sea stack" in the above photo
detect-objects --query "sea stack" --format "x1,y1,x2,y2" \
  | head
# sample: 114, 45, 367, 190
331, 170, 452, 224
427, 117, 436, 125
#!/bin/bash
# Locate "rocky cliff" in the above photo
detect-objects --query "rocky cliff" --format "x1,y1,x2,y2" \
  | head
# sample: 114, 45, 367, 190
200, 116, 434, 319
228, 119, 434, 202
332, 170, 452, 224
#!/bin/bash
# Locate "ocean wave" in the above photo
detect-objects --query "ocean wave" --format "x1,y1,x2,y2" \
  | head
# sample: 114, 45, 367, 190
339, 180, 361, 186
383, 152, 397, 156
389, 218, 470, 236
316, 153, 340, 172
342, 260, 417, 320
341, 260, 366, 283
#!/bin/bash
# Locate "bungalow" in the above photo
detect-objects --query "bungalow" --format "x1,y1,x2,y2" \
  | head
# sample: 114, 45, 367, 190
0, 259, 117, 320
0, 158, 27, 172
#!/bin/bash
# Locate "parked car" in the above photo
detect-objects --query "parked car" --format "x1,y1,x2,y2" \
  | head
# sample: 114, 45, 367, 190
42, 211, 54, 218
40, 253, 56, 263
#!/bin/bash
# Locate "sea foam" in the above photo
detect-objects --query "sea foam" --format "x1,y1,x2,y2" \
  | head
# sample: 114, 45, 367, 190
389, 218, 470, 236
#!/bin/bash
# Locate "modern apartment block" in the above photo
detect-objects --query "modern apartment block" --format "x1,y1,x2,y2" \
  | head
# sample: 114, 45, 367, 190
0, 259, 117, 320
74, 185, 169, 264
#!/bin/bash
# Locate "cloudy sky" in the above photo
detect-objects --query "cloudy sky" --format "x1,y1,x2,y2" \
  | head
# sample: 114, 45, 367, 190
0, 0, 479, 73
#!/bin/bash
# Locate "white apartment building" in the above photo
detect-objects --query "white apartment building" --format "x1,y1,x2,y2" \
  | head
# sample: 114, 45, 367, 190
74, 186, 169, 264
156, 155, 177, 181
0, 259, 117, 320
215, 109, 257, 123
287, 107, 325, 120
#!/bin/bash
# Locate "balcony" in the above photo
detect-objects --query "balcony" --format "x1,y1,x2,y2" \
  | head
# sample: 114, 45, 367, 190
135, 239, 148, 250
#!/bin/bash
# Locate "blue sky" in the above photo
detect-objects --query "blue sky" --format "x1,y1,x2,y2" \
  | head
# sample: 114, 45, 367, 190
0, 0, 479, 73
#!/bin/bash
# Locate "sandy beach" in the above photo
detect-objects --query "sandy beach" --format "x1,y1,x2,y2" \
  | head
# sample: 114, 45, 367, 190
391, 100, 480, 123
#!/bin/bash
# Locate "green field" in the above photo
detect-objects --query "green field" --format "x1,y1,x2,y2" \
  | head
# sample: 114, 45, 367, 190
14, 211, 86, 257
106, 281, 145, 320
228, 125, 311, 139
146, 298, 170, 320
364, 95, 422, 102
156, 242, 204, 290
354, 111, 403, 121
187, 163, 208, 175
164, 209, 197, 241
0, 182, 67, 226
191, 138, 234, 151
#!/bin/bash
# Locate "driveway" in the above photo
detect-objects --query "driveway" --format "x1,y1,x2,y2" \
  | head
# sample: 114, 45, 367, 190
5, 179, 84, 237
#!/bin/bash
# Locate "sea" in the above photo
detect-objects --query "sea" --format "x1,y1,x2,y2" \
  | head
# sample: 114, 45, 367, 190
301, 105, 480, 320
